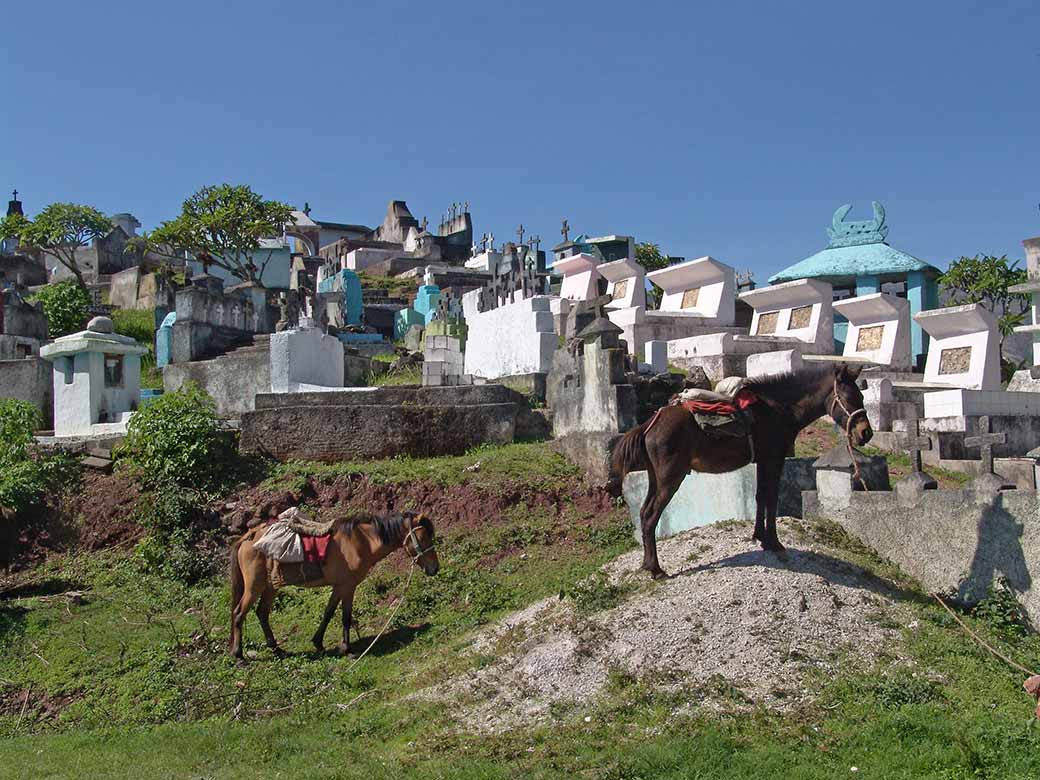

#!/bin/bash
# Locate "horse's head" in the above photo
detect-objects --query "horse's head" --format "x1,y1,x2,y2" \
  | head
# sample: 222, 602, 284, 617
403, 512, 439, 576
829, 364, 873, 446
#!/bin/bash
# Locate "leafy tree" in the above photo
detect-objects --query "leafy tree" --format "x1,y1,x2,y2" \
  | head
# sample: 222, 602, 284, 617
635, 241, 671, 273
30, 280, 91, 337
938, 254, 1029, 343
0, 203, 112, 289
117, 384, 235, 491
142, 184, 295, 286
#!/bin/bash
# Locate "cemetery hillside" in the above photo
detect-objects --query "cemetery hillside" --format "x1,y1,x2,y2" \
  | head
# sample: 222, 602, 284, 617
3, 188, 1040, 778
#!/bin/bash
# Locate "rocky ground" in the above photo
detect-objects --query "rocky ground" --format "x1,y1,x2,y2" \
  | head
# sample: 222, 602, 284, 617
422, 517, 914, 732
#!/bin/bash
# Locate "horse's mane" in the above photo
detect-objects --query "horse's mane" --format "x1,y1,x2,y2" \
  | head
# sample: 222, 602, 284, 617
338, 511, 432, 545
742, 367, 832, 408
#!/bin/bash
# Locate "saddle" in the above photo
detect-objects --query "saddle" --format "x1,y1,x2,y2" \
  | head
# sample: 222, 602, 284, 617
668, 378, 758, 439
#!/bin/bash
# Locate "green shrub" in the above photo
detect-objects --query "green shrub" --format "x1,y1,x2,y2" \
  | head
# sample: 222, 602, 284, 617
117, 384, 235, 491
0, 399, 79, 513
972, 579, 1031, 642
30, 280, 91, 337
110, 308, 156, 345
132, 490, 213, 584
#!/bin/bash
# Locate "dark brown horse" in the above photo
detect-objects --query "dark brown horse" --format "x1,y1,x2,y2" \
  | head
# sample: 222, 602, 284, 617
612, 364, 872, 579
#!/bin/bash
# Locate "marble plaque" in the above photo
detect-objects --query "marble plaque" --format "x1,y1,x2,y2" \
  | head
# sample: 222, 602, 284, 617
789, 305, 813, 329
681, 287, 700, 309
612, 279, 629, 301
756, 311, 779, 335
938, 346, 972, 375
856, 325, 884, 351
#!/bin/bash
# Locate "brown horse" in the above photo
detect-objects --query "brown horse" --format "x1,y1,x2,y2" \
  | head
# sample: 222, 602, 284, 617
228, 511, 439, 660
612, 364, 872, 579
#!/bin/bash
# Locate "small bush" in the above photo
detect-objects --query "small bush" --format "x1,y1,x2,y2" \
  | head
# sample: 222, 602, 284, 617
117, 384, 235, 492
0, 399, 79, 514
972, 579, 1031, 642
30, 280, 91, 337
110, 308, 156, 345
561, 572, 630, 614
132, 490, 214, 584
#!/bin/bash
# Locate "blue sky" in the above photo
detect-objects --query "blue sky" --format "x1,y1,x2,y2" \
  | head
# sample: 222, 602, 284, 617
5, 0, 1039, 283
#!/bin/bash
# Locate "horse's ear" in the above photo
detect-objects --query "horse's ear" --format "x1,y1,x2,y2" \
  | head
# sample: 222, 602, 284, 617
845, 363, 864, 380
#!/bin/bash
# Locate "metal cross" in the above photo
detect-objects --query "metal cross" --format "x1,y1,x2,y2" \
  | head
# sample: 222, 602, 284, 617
896, 419, 932, 473
561, 219, 570, 241
517, 223, 525, 245
964, 415, 1005, 474
11, 189, 17, 201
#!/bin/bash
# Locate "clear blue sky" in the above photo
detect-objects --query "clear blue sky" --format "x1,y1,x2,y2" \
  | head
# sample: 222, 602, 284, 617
5, 0, 1039, 282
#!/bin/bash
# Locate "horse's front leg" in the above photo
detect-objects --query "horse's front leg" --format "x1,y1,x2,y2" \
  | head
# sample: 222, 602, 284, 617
335, 584, 356, 657
756, 454, 786, 552
312, 591, 339, 652
641, 463, 686, 580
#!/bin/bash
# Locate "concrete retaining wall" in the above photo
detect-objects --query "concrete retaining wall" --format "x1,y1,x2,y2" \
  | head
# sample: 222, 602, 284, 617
163, 349, 270, 418
0, 357, 53, 426
239, 385, 519, 462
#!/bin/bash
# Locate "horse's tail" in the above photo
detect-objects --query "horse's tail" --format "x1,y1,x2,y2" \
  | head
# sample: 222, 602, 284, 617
228, 537, 245, 646
607, 418, 653, 497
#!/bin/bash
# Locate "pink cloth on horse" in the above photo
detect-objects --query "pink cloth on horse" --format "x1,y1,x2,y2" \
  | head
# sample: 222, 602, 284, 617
301, 534, 331, 564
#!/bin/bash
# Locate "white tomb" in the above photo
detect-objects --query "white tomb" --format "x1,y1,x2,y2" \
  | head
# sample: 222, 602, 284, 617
610, 256, 744, 360
915, 304, 1000, 391
1008, 237, 1040, 390
554, 253, 601, 301
269, 327, 345, 393
40, 316, 149, 438
648, 256, 736, 321
465, 250, 509, 274
598, 257, 646, 310
343, 247, 398, 272
464, 295, 558, 380
831, 292, 911, 369
666, 278, 834, 382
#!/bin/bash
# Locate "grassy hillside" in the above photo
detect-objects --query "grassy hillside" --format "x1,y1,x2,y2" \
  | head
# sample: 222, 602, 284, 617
2, 443, 1040, 779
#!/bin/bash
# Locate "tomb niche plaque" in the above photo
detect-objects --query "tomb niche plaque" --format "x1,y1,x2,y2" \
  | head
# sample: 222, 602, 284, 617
612, 279, 629, 302
938, 346, 972, 376
681, 287, 700, 309
789, 305, 813, 330
856, 325, 884, 351
756, 311, 779, 335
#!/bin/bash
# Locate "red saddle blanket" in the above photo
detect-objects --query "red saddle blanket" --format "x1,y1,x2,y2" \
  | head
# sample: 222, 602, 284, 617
301, 535, 331, 564
676, 387, 759, 416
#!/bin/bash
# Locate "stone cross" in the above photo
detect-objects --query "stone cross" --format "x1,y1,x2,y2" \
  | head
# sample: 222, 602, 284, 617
964, 415, 1005, 474
420, 216, 428, 232
561, 219, 570, 242
531, 235, 541, 254
516, 223, 525, 245
896, 419, 931, 473
488, 232, 495, 252
11, 189, 17, 200
463, 200, 469, 213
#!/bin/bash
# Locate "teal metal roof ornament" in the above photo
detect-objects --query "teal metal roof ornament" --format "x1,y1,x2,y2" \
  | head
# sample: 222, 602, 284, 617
827, 202, 889, 248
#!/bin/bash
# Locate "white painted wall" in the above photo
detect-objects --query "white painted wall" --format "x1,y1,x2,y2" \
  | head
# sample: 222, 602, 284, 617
269, 327, 345, 393
464, 296, 558, 379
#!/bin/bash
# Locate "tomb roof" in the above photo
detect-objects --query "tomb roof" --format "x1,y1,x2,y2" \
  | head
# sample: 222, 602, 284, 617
769, 202, 939, 284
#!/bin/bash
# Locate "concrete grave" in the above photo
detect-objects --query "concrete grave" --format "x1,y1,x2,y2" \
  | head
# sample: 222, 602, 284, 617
598, 257, 646, 310
156, 311, 176, 369
915, 303, 1000, 391
0, 288, 48, 360
1008, 236, 1040, 391
40, 316, 149, 437
269, 327, 345, 393
422, 335, 471, 387
831, 292, 911, 369
464, 295, 557, 382
554, 253, 602, 301
667, 279, 834, 382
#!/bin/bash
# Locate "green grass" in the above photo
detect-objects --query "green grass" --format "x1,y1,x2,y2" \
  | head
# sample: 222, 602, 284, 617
110, 308, 163, 390
265, 442, 583, 492
4, 444, 1040, 778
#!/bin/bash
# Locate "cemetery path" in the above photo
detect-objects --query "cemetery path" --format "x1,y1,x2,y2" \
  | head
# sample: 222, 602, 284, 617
419, 517, 916, 733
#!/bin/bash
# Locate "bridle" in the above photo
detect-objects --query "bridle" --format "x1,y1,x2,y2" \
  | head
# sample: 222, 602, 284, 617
829, 376, 870, 490
403, 523, 436, 564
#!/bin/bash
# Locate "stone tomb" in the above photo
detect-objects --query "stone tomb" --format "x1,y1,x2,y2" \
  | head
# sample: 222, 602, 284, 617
554, 253, 602, 301
422, 334, 472, 387
40, 316, 149, 438
831, 292, 911, 370
269, 327, 345, 393
915, 303, 1000, 392
1008, 236, 1040, 391
598, 257, 645, 310
611, 256, 743, 360
463, 295, 557, 383
667, 278, 834, 383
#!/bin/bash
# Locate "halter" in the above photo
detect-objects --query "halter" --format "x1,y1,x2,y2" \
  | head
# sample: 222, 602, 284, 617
403, 523, 436, 564
829, 376, 870, 490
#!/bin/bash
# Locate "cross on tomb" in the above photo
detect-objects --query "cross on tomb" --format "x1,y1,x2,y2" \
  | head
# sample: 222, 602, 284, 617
516, 223, 525, 245
561, 219, 570, 242
896, 418, 931, 473
11, 189, 17, 200
964, 415, 1005, 475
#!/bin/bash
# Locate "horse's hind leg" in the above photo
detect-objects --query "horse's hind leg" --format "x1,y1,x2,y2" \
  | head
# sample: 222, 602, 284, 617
230, 585, 261, 661
640, 463, 685, 580
312, 591, 339, 653
755, 455, 786, 552
256, 587, 283, 657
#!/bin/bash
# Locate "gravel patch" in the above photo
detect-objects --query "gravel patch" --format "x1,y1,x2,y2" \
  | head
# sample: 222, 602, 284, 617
420, 518, 912, 732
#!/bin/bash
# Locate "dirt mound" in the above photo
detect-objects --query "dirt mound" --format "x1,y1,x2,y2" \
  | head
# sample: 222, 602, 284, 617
421, 518, 912, 732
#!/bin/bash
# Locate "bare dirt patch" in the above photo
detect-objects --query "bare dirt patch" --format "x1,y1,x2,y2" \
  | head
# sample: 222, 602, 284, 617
421, 518, 913, 732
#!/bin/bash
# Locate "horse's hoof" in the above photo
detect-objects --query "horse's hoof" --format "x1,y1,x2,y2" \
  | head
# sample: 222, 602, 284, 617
335, 642, 351, 657
650, 568, 669, 581
270, 646, 286, 659
761, 540, 786, 553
